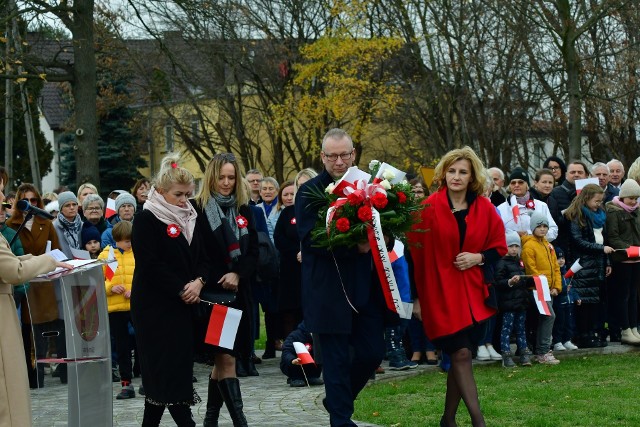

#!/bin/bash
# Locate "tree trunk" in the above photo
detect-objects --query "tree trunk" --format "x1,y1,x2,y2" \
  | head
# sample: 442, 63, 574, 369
565, 40, 582, 161
69, 0, 99, 187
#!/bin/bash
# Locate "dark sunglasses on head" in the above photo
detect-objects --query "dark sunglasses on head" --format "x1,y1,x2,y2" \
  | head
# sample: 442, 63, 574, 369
214, 152, 236, 162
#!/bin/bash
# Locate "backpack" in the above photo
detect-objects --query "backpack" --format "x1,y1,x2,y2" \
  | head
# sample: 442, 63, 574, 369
256, 231, 279, 281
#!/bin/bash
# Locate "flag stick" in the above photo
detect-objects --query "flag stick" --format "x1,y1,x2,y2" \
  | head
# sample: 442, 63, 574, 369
300, 364, 311, 388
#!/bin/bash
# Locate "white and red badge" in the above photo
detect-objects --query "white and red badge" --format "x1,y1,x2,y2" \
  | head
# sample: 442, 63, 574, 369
236, 215, 248, 228
525, 199, 535, 209
290, 217, 296, 225
167, 224, 181, 238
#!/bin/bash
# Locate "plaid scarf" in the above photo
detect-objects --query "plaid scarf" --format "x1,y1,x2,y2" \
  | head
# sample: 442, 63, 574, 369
57, 213, 83, 250
204, 194, 248, 268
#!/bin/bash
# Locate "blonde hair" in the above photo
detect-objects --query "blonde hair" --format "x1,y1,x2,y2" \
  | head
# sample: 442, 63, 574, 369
294, 168, 318, 193
628, 157, 640, 183
152, 153, 194, 192
77, 183, 98, 198
433, 146, 486, 196
564, 184, 604, 227
195, 153, 249, 209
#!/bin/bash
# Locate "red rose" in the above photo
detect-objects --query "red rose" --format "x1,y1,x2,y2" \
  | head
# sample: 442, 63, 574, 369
347, 192, 365, 206
335, 217, 350, 232
357, 205, 373, 222
371, 193, 388, 209
526, 199, 536, 209
236, 215, 248, 228
397, 191, 407, 204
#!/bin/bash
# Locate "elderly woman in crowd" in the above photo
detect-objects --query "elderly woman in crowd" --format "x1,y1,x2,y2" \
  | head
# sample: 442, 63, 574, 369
496, 167, 558, 242
409, 147, 507, 427
76, 183, 98, 218
82, 194, 111, 234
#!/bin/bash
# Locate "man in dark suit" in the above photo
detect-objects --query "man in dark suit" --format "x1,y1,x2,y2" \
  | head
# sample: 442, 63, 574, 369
295, 128, 386, 426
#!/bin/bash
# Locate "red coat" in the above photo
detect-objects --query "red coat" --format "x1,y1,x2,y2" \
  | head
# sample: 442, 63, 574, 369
409, 188, 507, 340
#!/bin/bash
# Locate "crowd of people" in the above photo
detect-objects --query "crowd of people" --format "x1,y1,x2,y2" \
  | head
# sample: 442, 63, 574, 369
3, 131, 640, 426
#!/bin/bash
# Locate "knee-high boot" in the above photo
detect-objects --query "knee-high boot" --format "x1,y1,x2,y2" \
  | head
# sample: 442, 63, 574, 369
218, 378, 248, 427
203, 377, 224, 427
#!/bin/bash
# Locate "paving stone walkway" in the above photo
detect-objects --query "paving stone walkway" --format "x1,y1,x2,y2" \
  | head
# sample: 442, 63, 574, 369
31, 343, 636, 426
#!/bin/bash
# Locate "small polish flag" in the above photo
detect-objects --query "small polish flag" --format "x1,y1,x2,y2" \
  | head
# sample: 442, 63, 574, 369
105, 246, 118, 281
105, 198, 116, 219
564, 259, 583, 279
575, 178, 599, 195
205, 305, 242, 350
293, 342, 315, 365
626, 246, 640, 258
533, 276, 551, 316
512, 205, 519, 224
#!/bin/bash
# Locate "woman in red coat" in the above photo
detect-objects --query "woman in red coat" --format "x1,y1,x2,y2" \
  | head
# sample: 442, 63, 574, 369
409, 147, 507, 427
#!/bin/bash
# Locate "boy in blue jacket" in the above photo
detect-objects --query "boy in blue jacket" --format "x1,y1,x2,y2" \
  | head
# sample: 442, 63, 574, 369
280, 322, 323, 387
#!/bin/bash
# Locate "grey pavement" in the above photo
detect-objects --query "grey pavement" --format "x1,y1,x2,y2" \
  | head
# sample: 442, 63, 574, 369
31, 350, 429, 427
31, 343, 637, 426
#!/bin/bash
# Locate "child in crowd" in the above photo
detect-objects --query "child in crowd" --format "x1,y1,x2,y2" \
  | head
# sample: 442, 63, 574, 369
564, 184, 614, 348
495, 230, 533, 367
521, 211, 562, 365
99, 221, 136, 399
81, 225, 102, 259
279, 322, 323, 387
551, 247, 581, 351
384, 240, 418, 370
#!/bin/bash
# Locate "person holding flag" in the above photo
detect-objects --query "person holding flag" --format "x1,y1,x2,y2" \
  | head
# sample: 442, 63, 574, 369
564, 184, 614, 348
99, 221, 140, 399
130, 153, 209, 426
280, 322, 323, 387
521, 212, 563, 364
409, 147, 507, 427
605, 179, 640, 345
192, 153, 259, 427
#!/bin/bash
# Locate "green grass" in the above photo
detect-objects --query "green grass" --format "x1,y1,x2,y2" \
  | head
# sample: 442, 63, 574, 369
354, 353, 640, 426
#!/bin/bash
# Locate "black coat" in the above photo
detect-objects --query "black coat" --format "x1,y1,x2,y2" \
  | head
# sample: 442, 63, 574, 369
279, 322, 322, 379
191, 202, 260, 357
130, 209, 209, 405
567, 216, 608, 304
494, 255, 532, 312
295, 170, 385, 334
274, 205, 302, 312
549, 180, 576, 252
530, 187, 558, 220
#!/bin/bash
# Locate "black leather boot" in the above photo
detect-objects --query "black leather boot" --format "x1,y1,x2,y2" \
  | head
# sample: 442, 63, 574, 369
218, 378, 248, 427
203, 377, 223, 427
244, 358, 259, 376
235, 360, 248, 377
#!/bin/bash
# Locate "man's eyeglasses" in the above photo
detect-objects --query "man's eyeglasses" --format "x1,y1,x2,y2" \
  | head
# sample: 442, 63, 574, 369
85, 206, 102, 212
322, 150, 354, 162
248, 179, 261, 183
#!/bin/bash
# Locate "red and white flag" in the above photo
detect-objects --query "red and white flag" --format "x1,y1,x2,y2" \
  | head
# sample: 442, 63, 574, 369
105, 198, 116, 219
533, 275, 552, 316
575, 178, 599, 195
105, 246, 118, 281
205, 305, 242, 349
564, 259, 583, 279
626, 246, 640, 258
512, 205, 520, 224
293, 342, 315, 365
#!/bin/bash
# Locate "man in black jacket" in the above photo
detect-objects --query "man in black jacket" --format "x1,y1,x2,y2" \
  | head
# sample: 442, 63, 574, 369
296, 128, 387, 427
549, 161, 590, 252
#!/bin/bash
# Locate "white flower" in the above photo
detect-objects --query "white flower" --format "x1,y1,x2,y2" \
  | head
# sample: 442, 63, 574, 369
369, 160, 381, 171
380, 179, 392, 190
325, 183, 336, 193
382, 169, 396, 180
401, 179, 408, 185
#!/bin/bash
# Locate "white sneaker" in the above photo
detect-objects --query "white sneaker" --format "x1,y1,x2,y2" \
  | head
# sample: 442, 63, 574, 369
476, 345, 491, 361
553, 342, 567, 351
563, 341, 578, 350
486, 344, 502, 360
536, 351, 560, 365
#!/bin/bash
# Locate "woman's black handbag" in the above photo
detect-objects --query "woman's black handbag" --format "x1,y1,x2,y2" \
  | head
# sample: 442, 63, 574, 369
199, 288, 237, 305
